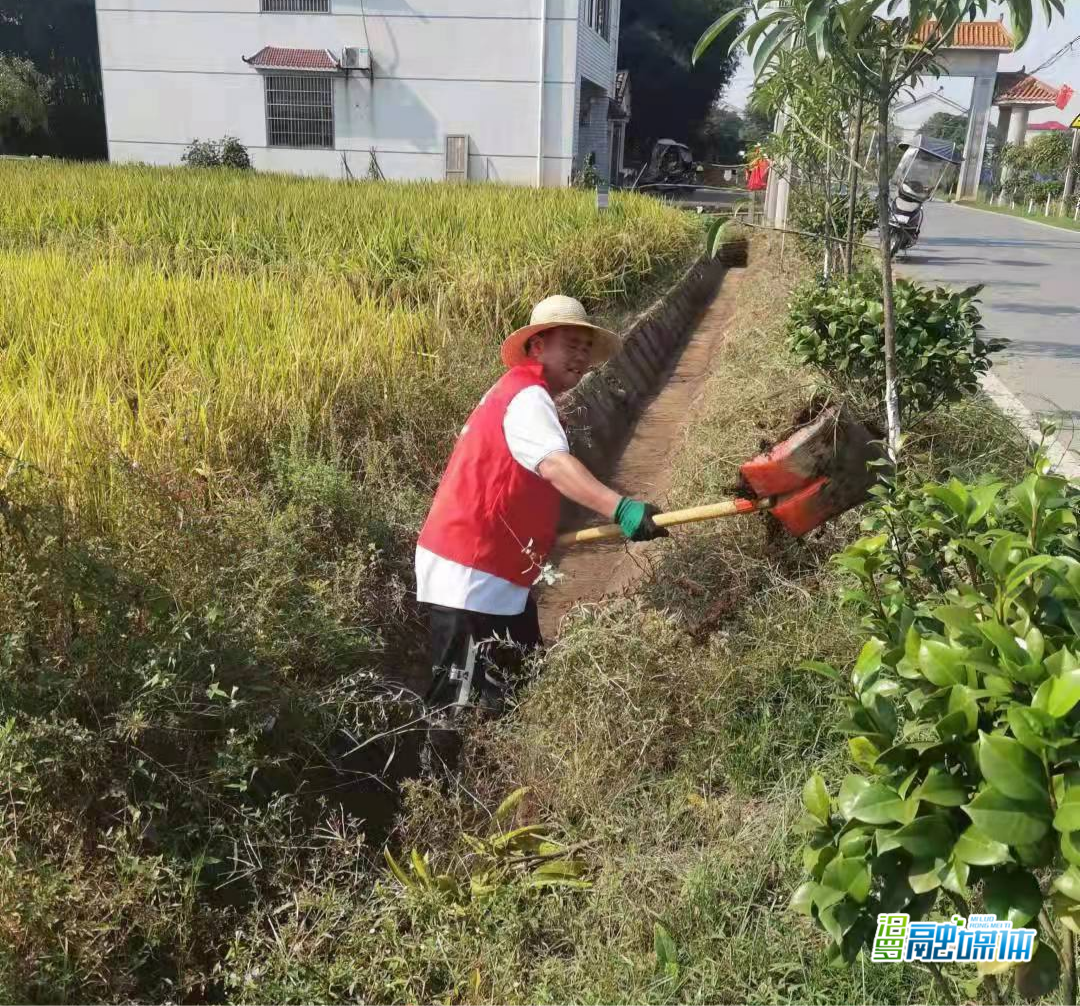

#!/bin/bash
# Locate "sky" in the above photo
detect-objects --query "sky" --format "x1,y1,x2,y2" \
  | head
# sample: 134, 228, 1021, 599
721, 3, 1080, 128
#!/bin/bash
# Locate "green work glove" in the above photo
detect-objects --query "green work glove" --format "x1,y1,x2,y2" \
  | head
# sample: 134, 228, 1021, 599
614, 498, 670, 542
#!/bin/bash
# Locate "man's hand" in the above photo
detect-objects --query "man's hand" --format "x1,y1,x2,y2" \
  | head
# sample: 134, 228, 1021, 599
614, 498, 670, 542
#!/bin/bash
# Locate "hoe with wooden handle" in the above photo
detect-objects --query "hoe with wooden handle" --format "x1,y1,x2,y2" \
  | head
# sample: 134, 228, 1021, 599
556, 404, 889, 547
558, 498, 773, 546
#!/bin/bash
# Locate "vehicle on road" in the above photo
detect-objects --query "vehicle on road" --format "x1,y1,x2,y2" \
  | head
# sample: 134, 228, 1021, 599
889, 134, 961, 257
631, 139, 704, 196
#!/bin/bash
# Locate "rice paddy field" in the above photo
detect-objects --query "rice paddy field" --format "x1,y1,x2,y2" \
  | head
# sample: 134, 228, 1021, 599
0, 160, 703, 1003
0, 161, 700, 496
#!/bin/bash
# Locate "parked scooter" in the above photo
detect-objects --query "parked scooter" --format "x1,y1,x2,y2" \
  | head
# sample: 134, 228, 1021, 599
888, 134, 961, 257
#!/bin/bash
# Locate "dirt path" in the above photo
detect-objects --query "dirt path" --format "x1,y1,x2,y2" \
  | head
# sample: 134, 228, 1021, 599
539, 270, 745, 639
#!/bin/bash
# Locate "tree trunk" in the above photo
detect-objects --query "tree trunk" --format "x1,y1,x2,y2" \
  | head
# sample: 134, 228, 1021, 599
876, 72, 901, 458
844, 98, 865, 278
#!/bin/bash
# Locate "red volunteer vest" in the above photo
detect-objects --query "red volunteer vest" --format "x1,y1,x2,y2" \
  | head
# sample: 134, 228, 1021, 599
418, 362, 563, 587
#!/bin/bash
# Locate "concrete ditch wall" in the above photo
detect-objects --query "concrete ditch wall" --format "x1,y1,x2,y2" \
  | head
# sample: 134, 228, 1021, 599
560, 254, 728, 475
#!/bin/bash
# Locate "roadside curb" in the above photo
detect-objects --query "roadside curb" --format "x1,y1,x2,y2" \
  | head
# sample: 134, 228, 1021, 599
979, 371, 1080, 480
951, 201, 1080, 239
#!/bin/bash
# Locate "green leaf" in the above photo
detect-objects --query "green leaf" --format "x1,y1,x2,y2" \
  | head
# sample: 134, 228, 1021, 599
1055, 802, 1080, 833
822, 856, 871, 904
819, 900, 861, 944
968, 482, 1006, 525
800, 659, 840, 681
1052, 890, 1080, 934
531, 859, 586, 880
989, 533, 1020, 575
1048, 670, 1080, 718
983, 868, 1042, 927
954, 824, 1012, 866
941, 857, 970, 897
848, 736, 879, 773
1005, 556, 1053, 601
978, 620, 1026, 665
804, 0, 829, 39
653, 922, 677, 969
1016, 832, 1056, 868
918, 639, 965, 687
891, 815, 955, 859
1055, 868, 1080, 904
692, 6, 746, 65
964, 788, 1051, 846
730, 8, 788, 54
934, 604, 979, 634
849, 783, 911, 825
752, 21, 793, 77
1016, 941, 1060, 1000
803, 773, 830, 823
789, 880, 818, 916
1008, 704, 1055, 754
1063, 830, 1080, 867
908, 858, 945, 894
837, 775, 870, 821
383, 848, 414, 889
978, 732, 1048, 804
851, 638, 885, 691
917, 768, 968, 807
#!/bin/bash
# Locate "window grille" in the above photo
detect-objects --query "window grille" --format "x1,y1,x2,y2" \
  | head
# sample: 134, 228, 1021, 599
585, 0, 610, 40
445, 135, 469, 182
262, 0, 330, 12
596, 0, 609, 39
265, 75, 334, 149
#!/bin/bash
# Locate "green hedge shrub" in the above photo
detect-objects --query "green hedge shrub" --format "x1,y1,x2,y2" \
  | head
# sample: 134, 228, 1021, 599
786, 274, 1006, 420
793, 448, 1080, 999
789, 190, 878, 257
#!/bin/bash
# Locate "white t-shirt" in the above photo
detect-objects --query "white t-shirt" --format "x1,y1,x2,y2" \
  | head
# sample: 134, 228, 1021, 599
416, 384, 570, 615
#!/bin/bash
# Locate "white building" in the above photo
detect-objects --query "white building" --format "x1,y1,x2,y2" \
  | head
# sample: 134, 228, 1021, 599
94, 0, 626, 186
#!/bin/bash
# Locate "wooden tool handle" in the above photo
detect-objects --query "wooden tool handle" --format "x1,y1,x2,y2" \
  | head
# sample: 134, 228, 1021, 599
556, 497, 773, 547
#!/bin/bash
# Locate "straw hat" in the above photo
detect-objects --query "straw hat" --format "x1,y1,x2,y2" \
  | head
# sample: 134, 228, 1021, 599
500, 295, 619, 369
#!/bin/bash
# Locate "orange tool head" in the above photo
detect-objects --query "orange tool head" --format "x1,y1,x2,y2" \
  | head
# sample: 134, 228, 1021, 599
739, 405, 888, 537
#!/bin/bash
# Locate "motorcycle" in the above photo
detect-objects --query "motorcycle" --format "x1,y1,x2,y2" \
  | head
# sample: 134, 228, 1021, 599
888, 135, 960, 257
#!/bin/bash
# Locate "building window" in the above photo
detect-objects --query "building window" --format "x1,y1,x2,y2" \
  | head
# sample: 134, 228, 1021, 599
586, 0, 610, 40
265, 75, 334, 149
262, 0, 330, 11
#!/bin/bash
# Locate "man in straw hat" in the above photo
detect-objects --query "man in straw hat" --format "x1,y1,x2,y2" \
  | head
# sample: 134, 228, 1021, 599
416, 295, 668, 714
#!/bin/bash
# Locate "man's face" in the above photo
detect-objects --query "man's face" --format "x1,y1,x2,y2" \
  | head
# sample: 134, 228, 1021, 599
529, 325, 594, 395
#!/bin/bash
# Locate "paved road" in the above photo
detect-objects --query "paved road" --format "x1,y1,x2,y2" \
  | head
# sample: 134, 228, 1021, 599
900, 203, 1080, 457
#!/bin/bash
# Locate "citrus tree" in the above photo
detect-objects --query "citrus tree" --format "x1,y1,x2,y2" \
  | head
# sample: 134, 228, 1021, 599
694, 0, 1064, 458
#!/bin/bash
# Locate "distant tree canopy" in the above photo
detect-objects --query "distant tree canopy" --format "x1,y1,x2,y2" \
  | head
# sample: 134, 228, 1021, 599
619, 0, 743, 164
920, 110, 969, 152
695, 103, 773, 162
0, 55, 51, 141
0, 0, 105, 159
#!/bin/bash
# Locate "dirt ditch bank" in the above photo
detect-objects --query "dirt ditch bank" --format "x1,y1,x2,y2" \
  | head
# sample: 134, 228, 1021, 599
540, 268, 746, 638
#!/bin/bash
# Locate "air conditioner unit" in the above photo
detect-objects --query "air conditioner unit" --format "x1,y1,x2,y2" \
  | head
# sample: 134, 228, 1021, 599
340, 46, 371, 73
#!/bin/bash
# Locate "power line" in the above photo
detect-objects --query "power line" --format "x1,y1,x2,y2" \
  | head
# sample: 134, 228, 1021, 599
1026, 34, 1080, 78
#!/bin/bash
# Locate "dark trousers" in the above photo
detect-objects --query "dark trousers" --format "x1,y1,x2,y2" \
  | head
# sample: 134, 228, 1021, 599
425, 595, 543, 705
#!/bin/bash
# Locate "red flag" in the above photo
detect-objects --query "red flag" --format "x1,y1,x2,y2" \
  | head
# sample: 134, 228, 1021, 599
747, 160, 770, 191
1056, 84, 1074, 111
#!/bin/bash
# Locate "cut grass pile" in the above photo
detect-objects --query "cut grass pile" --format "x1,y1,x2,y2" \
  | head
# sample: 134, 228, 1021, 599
0, 161, 700, 490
